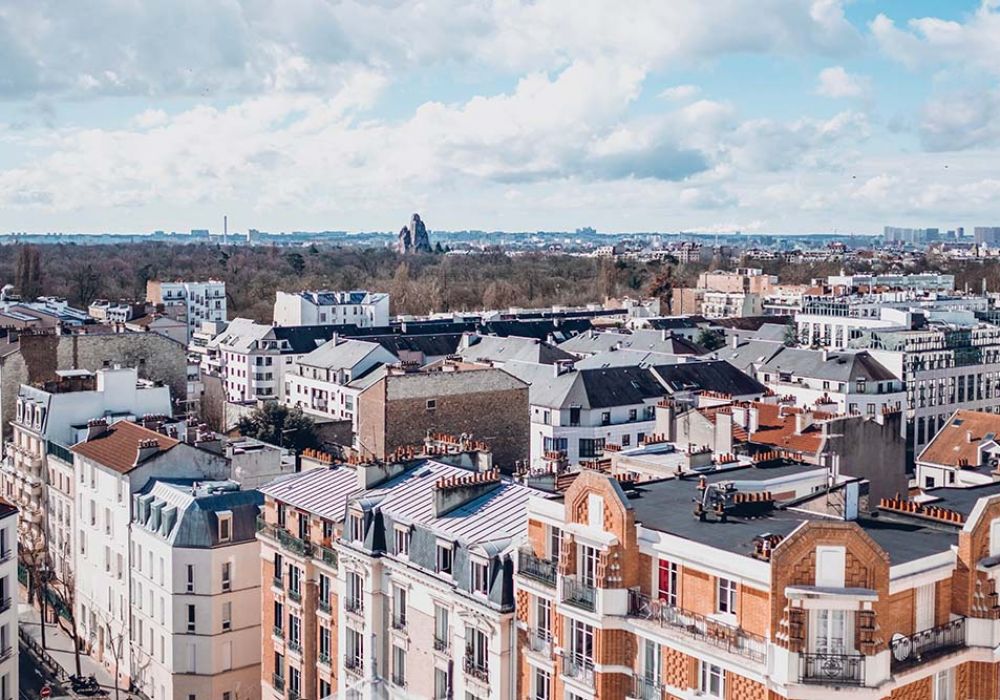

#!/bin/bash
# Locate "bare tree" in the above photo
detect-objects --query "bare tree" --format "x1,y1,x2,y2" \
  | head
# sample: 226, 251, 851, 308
50, 568, 82, 676
19, 527, 51, 650
96, 610, 127, 700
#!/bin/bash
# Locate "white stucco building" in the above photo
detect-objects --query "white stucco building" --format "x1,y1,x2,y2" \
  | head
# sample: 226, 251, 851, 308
130, 479, 263, 700
273, 290, 390, 328
147, 280, 227, 343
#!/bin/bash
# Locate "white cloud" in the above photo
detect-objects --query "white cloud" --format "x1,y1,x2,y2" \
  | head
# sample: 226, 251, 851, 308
815, 66, 869, 99
660, 85, 701, 101
872, 3, 1000, 75
920, 90, 1000, 151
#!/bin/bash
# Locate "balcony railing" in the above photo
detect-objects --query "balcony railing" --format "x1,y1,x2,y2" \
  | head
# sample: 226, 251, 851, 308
561, 653, 595, 684
890, 618, 966, 671
273, 625, 284, 639
631, 675, 664, 700
318, 546, 338, 569
257, 517, 314, 557
392, 613, 407, 631
272, 576, 284, 590
288, 588, 301, 602
345, 656, 363, 675
562, 576, 596, 612
272, 674, 285, 692
518, 549, 557, 587
287, 639, 302, 654
346, 598, 364, 615
527, 627, 552, 655
433, 636, 449, 652
800, 653, 864, 686
627, 589, 766, 662
318, 599, 331, 614
464, 654, 489, 683
318, 652, 331, 666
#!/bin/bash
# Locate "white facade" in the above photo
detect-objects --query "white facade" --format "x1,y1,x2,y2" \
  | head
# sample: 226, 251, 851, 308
130, 481, 262, 700
148, 280, 227, 342
0, 368, 171, 579
0, 505, 18, 700
273, 290, 390, 328
530, 400, 658, 468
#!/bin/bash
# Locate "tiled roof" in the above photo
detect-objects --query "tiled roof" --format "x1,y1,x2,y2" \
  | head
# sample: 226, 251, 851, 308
71, 421, 179, 473
918, 409, 1000, 468
748, 403, 830, 455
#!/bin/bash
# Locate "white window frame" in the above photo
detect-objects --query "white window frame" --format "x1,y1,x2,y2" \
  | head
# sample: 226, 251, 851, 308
716, 577, 736, 615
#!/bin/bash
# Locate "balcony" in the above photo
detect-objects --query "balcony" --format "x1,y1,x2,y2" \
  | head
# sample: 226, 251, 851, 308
631, 675, 665, 700
257, 517, 313, 557
287, 639, 302, 655
346, 598, 364, 615
800, 653, 864, 686
318, 653, 331, 667
463, 655, 489, 683
272, 576, 284, 590
518, 549, 557, 587
318, 599, 331, 614
890, 618, 966, 671
561, 653, 595, 684
273, 625, 284, 639
345, 657, 363, 676
272, 674, 285, 692
392, 613, 407, 631
433, 636, 449, 653
527, 627, 552, 656
288, 588, 301, 603
562, 576, 596, 612
318, 546, 338, 569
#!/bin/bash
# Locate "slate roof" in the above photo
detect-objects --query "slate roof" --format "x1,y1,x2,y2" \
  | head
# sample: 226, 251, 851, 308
717, 339, 784, 374
559, 329, 705, 357
758, 347, 899, 383
260, 467, 360, 522
71, 421, 179, 473
367, 333, 463, 358
135, 479, 263, 548
458, 334, 575, 365
649, 360, 766, 397
297, 338, 396, 370
530, 366, 666, 409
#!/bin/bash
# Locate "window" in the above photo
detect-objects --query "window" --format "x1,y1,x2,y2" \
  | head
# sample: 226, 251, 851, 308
392, 645, 406, 686
348, 512, 364, 542
699, 662, 725, 698
346, 627, 364, 668
318, 680, 331, 700
319, 626, 331, 660
273, 553, 283, 586
395, 527, 410, 557
717, 577, 736, 615
466, 627, 488, 672
218, 513, 232, 542
186, 604, 196, 633
436, 543, 453, 575
288, 565, 301, 596
548, 526, 562, 559
657, 559, 678, 607
600, 411, 611, 425
277, 504, 286, 527
289, 614, 301, 647
934, 668, 954, 700
426, 399, 437, 411
578, 438, 605, 458
318, 573, 331, 609
812, 609, 850, 655
568, 619, 593, 665
393, 586, 407, 628
221, 562, 232, 592
434, 667, 451, 699
471, 560, 489, 595
542, 437, 568, 453
434, 604, 449, 648
273, 602, 284, 634
221, 602, 231, 632
621, 434, 631, 447
533, 668, 551, 700
568, 406, 581, 426
297, 514, 309, 540
641, 638, 660, 686
628, 408, 637, 422
579, 545, 599, 586
347, 571, 364, 612
186, 565, 195, 593
289, 667, 301, 698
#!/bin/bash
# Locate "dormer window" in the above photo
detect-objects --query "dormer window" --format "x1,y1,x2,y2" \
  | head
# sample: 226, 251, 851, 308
471, 559, 489, 595
436, 543, 453, 575
348, 512, 365, 542
218, 512, 232, 543
394, 526, 411, 557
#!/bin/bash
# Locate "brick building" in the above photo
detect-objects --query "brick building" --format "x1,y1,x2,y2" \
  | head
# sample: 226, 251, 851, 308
515, 464, 1000, 700
354, 361, 529, 471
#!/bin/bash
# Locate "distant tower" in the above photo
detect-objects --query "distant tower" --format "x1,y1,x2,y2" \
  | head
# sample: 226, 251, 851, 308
223, 215, 228, 246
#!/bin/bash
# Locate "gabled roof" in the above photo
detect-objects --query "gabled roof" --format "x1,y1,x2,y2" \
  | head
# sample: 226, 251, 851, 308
458, 334, 575, 365
559, 329, 705, 357
717, 339, 784, 373
298, 338, 396, 371
530, 366, 665, 409
758, 347, 898, 384
918, 410, 1000, 468
71, 421, 179, 474
260, 466, 360, 522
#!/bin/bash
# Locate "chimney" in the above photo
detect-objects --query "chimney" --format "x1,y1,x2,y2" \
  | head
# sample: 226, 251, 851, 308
135, 438, 161, 465
821, 349, 829, 362
749, 406, 760, 434
86, 418, 109, 441
795, 411, 814, 435
967, 430, 975, 444
730, 334, 739, 349
432, 469, 502, 517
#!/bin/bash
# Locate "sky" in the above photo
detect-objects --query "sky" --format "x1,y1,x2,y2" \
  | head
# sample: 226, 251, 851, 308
1, 0, 999, 235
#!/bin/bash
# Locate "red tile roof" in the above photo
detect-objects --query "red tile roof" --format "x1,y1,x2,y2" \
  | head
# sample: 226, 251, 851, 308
71, 421, 179, 473
749, 403, 830, 455
918, 410, 1000, 468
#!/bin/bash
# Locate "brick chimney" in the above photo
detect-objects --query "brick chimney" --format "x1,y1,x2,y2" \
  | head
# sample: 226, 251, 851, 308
433, 469, 502, 517
134, 438, 161, 465
86, 418, 108, 441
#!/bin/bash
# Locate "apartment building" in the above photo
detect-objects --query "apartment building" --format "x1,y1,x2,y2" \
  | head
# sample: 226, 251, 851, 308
258, 454, 541, 700
71, 420, 230, 685
755, 347, 905, 415
129, 479, 263, 700
855, 323, 1000, 459
0, 368, 171, 578
698, 268, 776, 295
0, 500, 17, 700
273, 290, 390, 328
147, 279, 227, 342
916, 409, 1000, 490
283, 337, 397, 421
516, 466, 1000, 700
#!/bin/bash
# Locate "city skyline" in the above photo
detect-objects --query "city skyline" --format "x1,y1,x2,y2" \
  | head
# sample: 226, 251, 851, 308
1, 1, 999, 234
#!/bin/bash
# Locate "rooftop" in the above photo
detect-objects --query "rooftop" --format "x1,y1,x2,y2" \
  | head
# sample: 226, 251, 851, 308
71, 421, 179, 473
918, 409, 1000, 468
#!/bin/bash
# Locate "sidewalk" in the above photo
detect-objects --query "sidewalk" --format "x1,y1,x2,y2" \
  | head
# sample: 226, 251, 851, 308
18, 594, 117, 694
